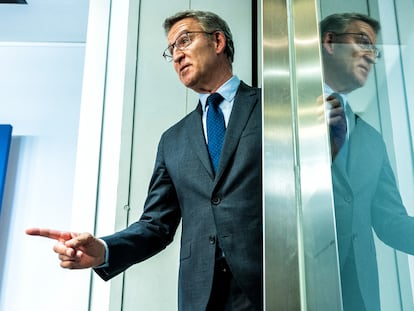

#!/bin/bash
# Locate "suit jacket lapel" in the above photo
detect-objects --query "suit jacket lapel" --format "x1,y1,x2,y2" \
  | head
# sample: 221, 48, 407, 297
332, 160, 352, 191
332, 110, 362, 194
215, 82, 258, 181
347, 116, 374, 191
187, 103, 215, 179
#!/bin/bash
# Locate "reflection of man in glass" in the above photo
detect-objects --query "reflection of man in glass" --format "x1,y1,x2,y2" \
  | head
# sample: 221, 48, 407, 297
320, 13, 414, 311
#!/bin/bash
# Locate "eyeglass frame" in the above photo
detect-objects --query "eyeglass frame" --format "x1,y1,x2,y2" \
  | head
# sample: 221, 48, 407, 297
162, 31, 216, 62
331, 32, 381, 59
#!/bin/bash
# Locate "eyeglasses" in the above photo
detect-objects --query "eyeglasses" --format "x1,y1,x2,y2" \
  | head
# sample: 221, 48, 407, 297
162, 31, 215, 62
332, 32, 381, 60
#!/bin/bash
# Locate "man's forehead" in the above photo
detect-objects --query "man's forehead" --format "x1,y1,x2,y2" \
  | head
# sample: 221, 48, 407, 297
346, 20, 377, 40
167, 18, 200, 40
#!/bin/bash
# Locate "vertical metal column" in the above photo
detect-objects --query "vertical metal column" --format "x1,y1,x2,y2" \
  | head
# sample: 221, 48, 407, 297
262, 0, 300, 309
262, 0, 342, 309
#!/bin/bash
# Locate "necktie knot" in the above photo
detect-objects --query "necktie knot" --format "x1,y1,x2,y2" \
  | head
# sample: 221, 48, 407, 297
207, 92, 224, 110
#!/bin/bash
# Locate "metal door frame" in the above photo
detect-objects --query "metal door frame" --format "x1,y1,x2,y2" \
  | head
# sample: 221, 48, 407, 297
262, 0, 342, 309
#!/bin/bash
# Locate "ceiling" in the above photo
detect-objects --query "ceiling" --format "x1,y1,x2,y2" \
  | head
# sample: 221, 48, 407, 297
0, 0, 89, 43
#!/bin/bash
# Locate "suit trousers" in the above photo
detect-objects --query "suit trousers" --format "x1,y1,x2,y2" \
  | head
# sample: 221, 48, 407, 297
206, 258, 258, 311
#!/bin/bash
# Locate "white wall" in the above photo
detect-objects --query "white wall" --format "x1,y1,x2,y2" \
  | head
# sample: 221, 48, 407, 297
0, 2, 90, 311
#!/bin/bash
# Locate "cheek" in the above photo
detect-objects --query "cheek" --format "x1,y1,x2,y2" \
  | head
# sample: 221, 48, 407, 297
173, 63, 180, 74
345, 54, 360, 71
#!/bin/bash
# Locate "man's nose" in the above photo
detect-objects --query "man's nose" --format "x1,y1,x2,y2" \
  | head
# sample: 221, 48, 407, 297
173, 48, 185, 62
363, 50, 377, 64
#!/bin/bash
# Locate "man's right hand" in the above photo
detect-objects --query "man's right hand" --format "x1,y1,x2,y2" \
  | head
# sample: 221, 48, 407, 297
25, 228, 106, 269
317, 93, 347, 159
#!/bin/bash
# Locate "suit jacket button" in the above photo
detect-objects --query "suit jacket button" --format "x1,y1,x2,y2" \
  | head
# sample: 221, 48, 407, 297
211, 197, 221, 205
344, 195, 352, 203
209, 236, 216, 244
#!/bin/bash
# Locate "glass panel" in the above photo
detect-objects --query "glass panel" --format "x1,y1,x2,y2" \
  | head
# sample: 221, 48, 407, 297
288, 1, 343, 309
317, 1, 414, 310
263, 0, 342, 309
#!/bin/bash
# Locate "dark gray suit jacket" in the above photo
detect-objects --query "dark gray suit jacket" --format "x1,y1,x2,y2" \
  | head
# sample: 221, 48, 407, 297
95, 81, 263, 311
332, 109, 414, 310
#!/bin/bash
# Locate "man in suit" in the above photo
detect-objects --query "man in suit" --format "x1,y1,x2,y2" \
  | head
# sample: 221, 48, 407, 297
26, 10, 262, 311
320, 13, 414, 310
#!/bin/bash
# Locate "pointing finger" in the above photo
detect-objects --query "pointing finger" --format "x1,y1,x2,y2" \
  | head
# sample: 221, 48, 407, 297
26, 228, 73, 242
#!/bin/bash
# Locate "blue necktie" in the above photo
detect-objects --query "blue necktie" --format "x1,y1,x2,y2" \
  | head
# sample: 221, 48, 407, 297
329, 93, 348, 168
207, 93, 225, 173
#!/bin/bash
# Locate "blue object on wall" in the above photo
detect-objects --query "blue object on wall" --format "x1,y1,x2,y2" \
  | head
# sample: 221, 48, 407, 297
0, 125, 12, 213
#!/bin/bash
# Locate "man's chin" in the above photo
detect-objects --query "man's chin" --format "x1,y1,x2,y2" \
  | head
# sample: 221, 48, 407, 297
179, 76, 192, 87
357, 71, 369, 86
353, 76, 368, 90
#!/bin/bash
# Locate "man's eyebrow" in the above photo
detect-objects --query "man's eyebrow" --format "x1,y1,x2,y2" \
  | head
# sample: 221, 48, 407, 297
359, 32, 374, 43
168, 30, 189, 46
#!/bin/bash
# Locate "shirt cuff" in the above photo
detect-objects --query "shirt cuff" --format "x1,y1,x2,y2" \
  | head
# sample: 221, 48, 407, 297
94, 238, 109, 268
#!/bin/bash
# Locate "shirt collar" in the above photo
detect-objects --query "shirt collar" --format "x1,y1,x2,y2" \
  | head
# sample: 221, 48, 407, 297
200, 75, 240, 111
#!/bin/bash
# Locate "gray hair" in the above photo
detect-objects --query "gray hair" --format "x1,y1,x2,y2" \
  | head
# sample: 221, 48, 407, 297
320, 12, 381, 39
163, 10, 235, 64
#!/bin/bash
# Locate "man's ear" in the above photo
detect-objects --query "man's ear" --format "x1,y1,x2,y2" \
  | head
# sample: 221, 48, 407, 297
213, 31, 226, 54
322, 32, 335, 55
